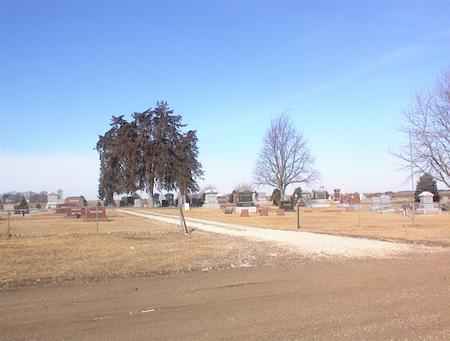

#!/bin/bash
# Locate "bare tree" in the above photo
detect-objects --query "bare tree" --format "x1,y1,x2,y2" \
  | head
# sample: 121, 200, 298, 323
254, 114, 318, 200
396, 73, 450, 187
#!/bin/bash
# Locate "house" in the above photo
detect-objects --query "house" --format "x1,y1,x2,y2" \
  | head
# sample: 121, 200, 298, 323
47, 193, 62, 209
2, 203, 15, 212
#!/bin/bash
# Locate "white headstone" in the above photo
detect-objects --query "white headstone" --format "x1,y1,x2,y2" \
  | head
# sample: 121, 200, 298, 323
370, 194, 392, 212
310, 199, 330, 208
134, 199, 143, 208
419, 191, 433, 206
417, 191, 440, 214
203, 192, 219, 209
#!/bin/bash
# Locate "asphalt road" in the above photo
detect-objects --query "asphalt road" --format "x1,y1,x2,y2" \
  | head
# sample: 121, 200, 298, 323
1, 252, 450, 341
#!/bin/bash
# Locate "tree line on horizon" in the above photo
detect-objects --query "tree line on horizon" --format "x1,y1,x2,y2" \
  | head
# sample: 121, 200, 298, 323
96, 101, 203, 206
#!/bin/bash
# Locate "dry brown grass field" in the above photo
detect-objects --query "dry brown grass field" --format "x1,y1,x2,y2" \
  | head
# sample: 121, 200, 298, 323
0, 210, 293, 289
143, 206, 450, 246
1, 206, 449, 289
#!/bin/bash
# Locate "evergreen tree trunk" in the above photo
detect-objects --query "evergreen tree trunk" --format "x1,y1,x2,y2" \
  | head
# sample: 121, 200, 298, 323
178, 188, 189, 234
107, 192, 114, 207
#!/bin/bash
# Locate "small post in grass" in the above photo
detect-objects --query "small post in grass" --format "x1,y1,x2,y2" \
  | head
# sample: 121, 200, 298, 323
179, 204, 189, 234
7, 212, 11, 238
178, 190, 190, 234
297, 204, 300, 230
96, 205, 99, 233
358, 204, 361, 228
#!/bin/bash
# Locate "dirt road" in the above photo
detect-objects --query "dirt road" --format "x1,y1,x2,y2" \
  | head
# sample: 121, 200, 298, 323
2, 252, 450, 341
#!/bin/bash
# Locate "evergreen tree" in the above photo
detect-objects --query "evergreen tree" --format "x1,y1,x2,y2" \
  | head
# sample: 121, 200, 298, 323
271, 188, 281, 206
15, 196, 29, 210
415, 173, 440, 202
133, 109, 156, 201
292, 187, 303, 204
173, 130, 203, 200
96, 101, 203, 210
151, 101, 185, 192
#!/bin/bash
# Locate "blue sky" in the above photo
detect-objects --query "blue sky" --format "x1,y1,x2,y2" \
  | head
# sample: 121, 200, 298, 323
1, 1, 449, 198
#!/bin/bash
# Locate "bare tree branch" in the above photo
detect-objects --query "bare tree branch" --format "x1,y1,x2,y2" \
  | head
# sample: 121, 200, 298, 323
254, 114, 318, 200
395, 72, 450, 188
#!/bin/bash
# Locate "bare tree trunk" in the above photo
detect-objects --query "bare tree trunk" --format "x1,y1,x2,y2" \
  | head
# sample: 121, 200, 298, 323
280, 184, 286, 202
178, 189, 189, 234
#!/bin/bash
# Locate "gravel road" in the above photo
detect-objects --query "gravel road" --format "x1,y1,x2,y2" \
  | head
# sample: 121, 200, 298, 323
119, 209, 429, 258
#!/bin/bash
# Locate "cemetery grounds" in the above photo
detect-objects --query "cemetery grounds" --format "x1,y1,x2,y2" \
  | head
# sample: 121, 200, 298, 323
1, 203, 449, 290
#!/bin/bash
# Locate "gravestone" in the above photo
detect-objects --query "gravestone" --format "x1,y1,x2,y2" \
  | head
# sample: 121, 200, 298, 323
370, 196, 381, 211
258, 206, 269, 216
300, 192, 312, 207
417, 191, 440, 214
84, 207, 107, 221
217, 195, 229, 208
235, 206, 257, 214
312, 189, 328, 200
333, 189, 341, 202
134, 199, 143, 208
370, 194, 393, 212
224, 207, 233, 214
165, 193, 174, 207
203, 191, 220, 209
234, 191, 256, 215
240, 209, 249, 217
379, 194, 391, 209
310, 199, 330, 208
152, 193, 161, 207
190, 193, 203, 207
277, 208, 285, 216
279, 200, 294, 211
237, 191, 254, 207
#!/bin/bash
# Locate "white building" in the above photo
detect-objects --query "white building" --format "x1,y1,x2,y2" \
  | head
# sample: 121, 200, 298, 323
46, 193, 62, 209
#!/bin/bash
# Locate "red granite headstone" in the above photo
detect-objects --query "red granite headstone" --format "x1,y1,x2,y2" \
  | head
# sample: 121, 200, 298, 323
240, 209, 249, 217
